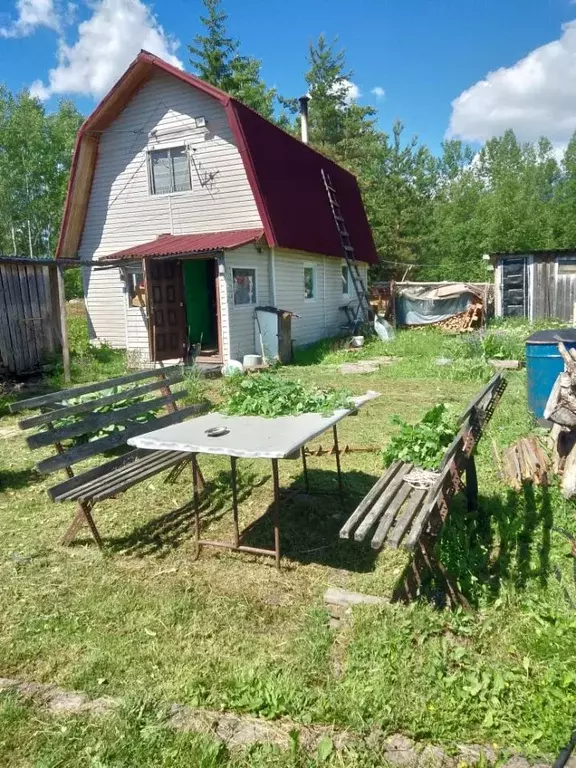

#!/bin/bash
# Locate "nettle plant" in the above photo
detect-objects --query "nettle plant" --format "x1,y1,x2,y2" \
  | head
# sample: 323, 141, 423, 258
382, 403, 458, 470
222, 372, 353, 418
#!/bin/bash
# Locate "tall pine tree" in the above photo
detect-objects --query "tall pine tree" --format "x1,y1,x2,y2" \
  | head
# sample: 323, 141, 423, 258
188, 0, 276, 119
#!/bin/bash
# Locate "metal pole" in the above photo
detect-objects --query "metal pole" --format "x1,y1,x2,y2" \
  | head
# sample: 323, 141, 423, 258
272, 459, 281, 570
301, 446, 310, 492
332, 425, 343, 499
231, 456, 240, 548
192, 454, 201, 559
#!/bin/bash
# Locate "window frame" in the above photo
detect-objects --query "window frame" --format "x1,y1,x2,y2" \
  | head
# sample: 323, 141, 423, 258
557, 256, 576, 276
124, 266, 146, 309
232, 266, 258, 308
147, 144, 193, 196
303, 263, 316, 301
341, 264, 350, 296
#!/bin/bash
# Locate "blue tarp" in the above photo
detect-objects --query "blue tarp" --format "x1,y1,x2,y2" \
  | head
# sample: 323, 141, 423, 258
395, 293, 474, 326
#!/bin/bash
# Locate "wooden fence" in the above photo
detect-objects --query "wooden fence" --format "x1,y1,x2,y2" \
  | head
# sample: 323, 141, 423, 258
0, 257, 62, 375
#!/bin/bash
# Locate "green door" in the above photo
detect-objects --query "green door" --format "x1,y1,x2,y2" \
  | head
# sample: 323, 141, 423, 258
182, 260, 216, 350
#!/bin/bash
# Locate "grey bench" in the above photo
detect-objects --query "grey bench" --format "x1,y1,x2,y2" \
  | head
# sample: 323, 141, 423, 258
339, 372, 508, 606
10, 366, 206, 548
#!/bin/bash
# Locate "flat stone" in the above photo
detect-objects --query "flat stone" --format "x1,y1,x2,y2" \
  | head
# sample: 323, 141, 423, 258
500, 758, 531, 768
0, 677, 18, 691
435, 358, 453, 366
489, 359, 522, 370
216, 713, 289, 748
47, 691, 89, 713
457, 744, 498, 765
419, 745, 455, 767
385, 734, 418, 766
338, 363, 378, 375
324, 587, 388, 608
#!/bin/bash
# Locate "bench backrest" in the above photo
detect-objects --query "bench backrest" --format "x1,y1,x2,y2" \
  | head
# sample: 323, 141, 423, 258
10, 366, 198, 476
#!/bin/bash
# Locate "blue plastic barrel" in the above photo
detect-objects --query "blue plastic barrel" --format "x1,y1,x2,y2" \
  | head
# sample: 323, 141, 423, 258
526, 329, 576, 420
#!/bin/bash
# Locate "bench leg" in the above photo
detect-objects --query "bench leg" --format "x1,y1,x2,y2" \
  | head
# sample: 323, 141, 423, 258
61, 501, 103, 549
332, 425, 344, 500
465, 455, 479, 512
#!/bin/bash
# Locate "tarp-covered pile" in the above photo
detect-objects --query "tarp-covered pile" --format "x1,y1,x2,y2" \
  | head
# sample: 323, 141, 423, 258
395, 282, 486, 329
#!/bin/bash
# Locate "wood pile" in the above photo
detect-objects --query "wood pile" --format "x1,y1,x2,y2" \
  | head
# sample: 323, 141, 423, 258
545, 341, 576, 498
433, 302, 483, 333
497, 437, 549, 490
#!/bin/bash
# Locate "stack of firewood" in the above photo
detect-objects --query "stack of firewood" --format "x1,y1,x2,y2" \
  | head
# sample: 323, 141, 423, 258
496, 437, 549, 490
433, 302, 483, 333
545, 341, 576, 498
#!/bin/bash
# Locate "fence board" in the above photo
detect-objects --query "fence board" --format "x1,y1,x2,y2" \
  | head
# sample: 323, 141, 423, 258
18, 264, 39, 368
0, 267, 15, 372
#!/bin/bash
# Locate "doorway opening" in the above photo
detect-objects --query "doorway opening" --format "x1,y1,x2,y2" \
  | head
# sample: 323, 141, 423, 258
182, 258, 221, 361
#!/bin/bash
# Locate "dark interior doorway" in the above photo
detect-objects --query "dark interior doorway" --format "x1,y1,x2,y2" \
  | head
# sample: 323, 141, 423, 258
182, 259, 220, 360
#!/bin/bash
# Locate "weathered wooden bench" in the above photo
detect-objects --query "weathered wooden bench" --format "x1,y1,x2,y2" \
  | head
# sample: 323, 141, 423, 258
10, 366, 205, 548
339, 372, 508, 606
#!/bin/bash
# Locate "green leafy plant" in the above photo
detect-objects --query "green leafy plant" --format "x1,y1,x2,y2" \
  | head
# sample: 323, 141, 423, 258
382, 403, 458, 470
222, 372, 353, 417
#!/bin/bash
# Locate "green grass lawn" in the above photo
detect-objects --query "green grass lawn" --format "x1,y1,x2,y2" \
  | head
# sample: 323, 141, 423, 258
1, 309, 576, 766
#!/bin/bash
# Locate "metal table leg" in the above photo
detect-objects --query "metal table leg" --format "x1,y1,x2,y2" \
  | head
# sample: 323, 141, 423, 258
301, 446, 310, 491
272, 458, 281, 570
333, 425, 344, 499
192, 454, 201, 559
231, 456, 240, 548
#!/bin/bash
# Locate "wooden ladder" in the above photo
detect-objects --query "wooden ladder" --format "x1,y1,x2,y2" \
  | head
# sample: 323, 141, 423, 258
321, 168, 373, 329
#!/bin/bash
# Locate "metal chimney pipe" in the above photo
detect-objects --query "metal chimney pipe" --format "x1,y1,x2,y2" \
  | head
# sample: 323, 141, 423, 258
298, 95, 310, 144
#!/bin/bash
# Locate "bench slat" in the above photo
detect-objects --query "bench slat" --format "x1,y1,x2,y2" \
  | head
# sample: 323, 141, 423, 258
339, 461, 403, 539
371, 482, 414, 550
89, 453, 188, 502
9, 366, 180, 413
354, 462, 413, 542
36, 404, 204, 475
48, 450, 145, 501
27, 391, 186, 449
402, 460, 455, 551
387, 488, 427, 549
19, 373, 183, 430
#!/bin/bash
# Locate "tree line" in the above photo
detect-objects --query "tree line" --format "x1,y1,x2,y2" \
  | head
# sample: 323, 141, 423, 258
2, 0, 575, 283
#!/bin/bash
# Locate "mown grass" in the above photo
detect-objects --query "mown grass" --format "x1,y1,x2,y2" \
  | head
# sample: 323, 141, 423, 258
1, 308, 576, 765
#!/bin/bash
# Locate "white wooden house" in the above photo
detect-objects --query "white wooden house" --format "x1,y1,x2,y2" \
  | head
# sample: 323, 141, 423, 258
56, 51, 378, 365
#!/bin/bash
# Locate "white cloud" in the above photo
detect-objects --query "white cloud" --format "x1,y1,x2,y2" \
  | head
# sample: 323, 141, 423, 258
0, 0, 60, 38
448, 20, 576, 147
371, 86, 385, 99
30, 0, 182, 100
341, 78, 361, 104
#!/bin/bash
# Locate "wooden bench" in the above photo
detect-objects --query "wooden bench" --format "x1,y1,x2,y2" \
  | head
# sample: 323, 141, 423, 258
10, 366, 206, 548
339, 372, 508, 606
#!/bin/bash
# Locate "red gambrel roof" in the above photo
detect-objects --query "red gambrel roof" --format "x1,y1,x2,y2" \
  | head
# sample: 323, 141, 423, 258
101, 229, 265, 261
57, 51, 378, 265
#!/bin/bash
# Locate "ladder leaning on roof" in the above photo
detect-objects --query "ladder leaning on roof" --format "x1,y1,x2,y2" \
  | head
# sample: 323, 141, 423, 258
321, 168, 373, 330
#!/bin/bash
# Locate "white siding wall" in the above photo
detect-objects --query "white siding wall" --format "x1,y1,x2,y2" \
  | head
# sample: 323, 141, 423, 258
274, 250, 368, 347
223, 245, 271, 361
81, 70, 262, 349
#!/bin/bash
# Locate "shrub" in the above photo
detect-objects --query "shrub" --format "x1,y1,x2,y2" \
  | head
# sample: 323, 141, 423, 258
382, 403, 459, 470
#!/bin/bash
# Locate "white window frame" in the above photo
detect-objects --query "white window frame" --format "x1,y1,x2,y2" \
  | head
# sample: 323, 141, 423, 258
123, 265, 146, 310
304, 263, 316, 301
147, 143, 193, 197
232, 265, 258, 308
341, 263, 350, 296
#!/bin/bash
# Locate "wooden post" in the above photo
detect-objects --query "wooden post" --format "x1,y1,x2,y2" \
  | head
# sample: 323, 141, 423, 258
56, 264, 71, 384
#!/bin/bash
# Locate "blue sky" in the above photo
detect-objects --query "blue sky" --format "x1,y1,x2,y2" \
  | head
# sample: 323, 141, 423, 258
1, 0, 575, 153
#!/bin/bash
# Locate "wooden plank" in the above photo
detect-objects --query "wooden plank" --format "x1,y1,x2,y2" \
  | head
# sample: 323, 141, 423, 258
18, 263, 39, 368
89, 452, 186, 501
60, 448, 181, 499
439, 430, 466, 470
339, 461, 403, 539
49, 449, 144, 501
0, 265, 16, 372
36, 404, 202, 474
4, 263, 27, 373
27, 390, 187, 449
387, 488, 427, 549
371, 483, 414, 550
354, 463, 413, 542
56, 265, 71, 384
19, 373, 183, 429
9, 365, 181, 412
25, 264, 45, 364
402, 461, 455, 551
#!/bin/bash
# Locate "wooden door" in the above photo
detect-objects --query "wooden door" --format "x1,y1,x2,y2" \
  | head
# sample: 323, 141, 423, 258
145, 259, 187, 361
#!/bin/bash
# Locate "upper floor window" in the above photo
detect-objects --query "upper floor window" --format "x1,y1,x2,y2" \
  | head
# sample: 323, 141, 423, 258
304, 265, 316, 300
149, 146, 192, 195
342, 265, 350, 295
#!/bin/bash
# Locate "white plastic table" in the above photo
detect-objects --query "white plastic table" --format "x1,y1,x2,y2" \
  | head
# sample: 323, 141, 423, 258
128, 392, 379, 567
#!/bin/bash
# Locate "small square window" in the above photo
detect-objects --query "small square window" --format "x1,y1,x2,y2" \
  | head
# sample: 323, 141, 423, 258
127, 269, 146, 308
233, 268, 257, 306
342, 265, 350, 295
149, 146, 192, 195
304, 265, 315, 300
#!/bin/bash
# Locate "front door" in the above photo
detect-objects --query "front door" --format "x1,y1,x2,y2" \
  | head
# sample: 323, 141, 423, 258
145, 258, 187, 361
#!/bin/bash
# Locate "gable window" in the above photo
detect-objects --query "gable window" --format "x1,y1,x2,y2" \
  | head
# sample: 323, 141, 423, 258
127, 268, 146, 308
304, 265, 315, 300
149, 146, 192, 195
233, 267, 257, 306
342, 265, 350, 295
